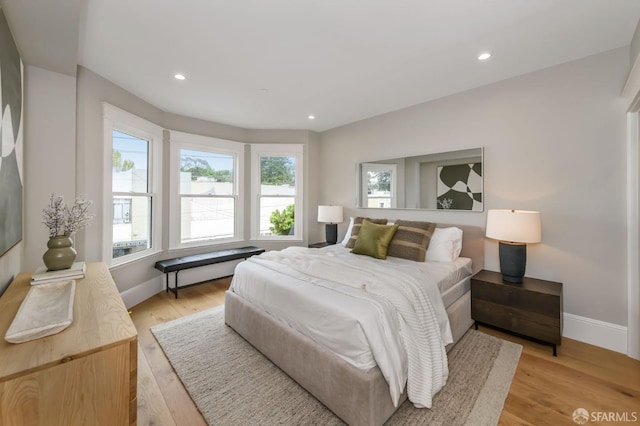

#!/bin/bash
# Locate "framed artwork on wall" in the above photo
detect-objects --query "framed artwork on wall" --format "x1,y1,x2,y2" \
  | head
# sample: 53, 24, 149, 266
0, 9, 24, 257
436, 163, 483, 211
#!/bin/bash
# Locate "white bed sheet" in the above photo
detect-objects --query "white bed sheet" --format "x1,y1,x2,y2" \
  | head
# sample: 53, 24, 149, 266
441, 277, 471, 308
413, 257, 472, 294
230, 245, 473, 407
321, 245, 473, 308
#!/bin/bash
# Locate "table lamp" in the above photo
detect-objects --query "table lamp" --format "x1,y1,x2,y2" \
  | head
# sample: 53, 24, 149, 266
486, 209, 541, 283
318, 205, 343, 245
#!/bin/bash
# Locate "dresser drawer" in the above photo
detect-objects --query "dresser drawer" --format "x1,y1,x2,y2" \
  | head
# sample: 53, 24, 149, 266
471, 279, 561, 318
472, 299, 561, 344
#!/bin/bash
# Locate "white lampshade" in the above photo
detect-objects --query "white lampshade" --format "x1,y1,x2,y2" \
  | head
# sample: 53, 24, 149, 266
486, 209, 541, 244
318, 205, 343, 224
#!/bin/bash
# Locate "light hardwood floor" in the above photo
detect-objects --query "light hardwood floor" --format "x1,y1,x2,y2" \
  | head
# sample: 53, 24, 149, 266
131, 277, 640, 425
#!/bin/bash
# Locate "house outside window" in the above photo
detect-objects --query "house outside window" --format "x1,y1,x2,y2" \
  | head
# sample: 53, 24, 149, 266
113, 198, 132, 224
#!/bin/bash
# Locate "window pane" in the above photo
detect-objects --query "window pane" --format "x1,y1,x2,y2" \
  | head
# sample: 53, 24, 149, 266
112, 130, 149, 192
181, 196, 235, 242
367, 170, 391, 192
180, 149, 234, 195
260, 197, 295, 237
366, 169, 392, 208
260, 156, 296, 195
112, 195, 151, 259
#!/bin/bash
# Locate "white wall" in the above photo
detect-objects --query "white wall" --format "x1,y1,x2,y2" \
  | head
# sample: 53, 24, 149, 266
22, 65, 76, 271
631, 18, 640, 70
305, 130, 322, 245
319, 47, 630, 327
625, 19, 640, 359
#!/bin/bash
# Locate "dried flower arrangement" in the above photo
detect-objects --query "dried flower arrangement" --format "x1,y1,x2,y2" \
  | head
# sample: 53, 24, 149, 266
42, 193, 94, 237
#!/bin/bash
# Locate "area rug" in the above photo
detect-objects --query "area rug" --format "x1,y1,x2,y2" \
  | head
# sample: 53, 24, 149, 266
151, 306, 522, 425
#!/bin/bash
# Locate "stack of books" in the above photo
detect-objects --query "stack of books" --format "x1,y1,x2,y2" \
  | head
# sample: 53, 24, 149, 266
31, 261, 86, 285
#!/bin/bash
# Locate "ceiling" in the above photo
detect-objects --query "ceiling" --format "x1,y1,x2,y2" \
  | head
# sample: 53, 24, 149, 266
3, 1, 640, 132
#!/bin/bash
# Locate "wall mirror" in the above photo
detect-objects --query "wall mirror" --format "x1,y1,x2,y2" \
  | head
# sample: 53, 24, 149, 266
356, 147, 483, 211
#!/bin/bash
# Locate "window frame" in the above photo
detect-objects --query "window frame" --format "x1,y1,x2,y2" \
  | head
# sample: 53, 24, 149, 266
169, 131, 245, 250
250, 144, 304, 241
361, 162, 397, 208
102, 103, 163, 267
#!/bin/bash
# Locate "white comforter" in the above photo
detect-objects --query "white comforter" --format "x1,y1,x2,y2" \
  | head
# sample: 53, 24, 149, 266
230, 246, 453, 408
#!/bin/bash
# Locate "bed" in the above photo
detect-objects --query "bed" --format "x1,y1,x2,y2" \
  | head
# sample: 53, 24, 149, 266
224, 222, 484, 426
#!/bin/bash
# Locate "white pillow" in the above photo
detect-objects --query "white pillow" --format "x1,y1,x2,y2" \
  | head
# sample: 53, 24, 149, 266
425, 227, 463, 262
340, 217, 355, 245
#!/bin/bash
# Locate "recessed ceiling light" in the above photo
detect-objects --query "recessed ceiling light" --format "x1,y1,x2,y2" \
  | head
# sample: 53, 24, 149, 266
174, 73, 186, 80
478, 53, 491, 61
308, 115, 316, 120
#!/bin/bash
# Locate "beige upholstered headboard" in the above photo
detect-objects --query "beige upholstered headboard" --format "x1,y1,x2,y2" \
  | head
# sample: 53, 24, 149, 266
437, 223, 484, 274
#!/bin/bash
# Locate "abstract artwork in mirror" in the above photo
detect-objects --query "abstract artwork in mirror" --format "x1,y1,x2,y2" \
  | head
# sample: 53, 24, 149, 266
436, 163, 482, 210
357, 148, 483, 211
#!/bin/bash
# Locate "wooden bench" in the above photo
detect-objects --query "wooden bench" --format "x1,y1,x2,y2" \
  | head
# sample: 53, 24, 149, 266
154, 246, 265, 298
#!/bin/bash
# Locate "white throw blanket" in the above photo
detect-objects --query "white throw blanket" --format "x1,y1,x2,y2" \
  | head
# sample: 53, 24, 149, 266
246, 247, 451, 408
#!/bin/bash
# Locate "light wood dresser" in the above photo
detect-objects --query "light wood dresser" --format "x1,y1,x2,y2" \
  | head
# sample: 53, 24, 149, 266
0, 262, 138, 425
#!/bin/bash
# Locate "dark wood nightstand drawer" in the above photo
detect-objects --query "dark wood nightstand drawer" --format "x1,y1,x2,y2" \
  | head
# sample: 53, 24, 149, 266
472, 299, 561, 344
471, 279, 561, 318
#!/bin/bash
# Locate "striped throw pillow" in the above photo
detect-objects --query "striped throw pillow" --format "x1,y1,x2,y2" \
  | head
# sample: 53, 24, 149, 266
387, 220, 437, 262
344, 217, 388, 248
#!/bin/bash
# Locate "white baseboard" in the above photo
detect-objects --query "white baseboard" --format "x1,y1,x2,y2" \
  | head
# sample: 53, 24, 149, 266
563, 313, 628, 355
119, 261, 241, 309
120, 276, 164, 309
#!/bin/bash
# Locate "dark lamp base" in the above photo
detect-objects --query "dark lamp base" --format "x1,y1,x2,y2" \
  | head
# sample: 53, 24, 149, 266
499, 241, 526, 283
325, 223, 338, 245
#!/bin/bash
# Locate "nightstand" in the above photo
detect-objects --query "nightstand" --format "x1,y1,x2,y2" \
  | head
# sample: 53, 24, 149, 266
308, 242, 330, 248
471, 269, 563, 356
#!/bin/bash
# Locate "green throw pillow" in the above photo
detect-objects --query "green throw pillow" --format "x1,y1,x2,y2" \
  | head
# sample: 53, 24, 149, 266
351, 220, 399, 259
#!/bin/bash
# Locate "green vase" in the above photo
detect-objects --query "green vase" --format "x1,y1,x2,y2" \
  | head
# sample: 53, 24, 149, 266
43, 236, 77, 271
